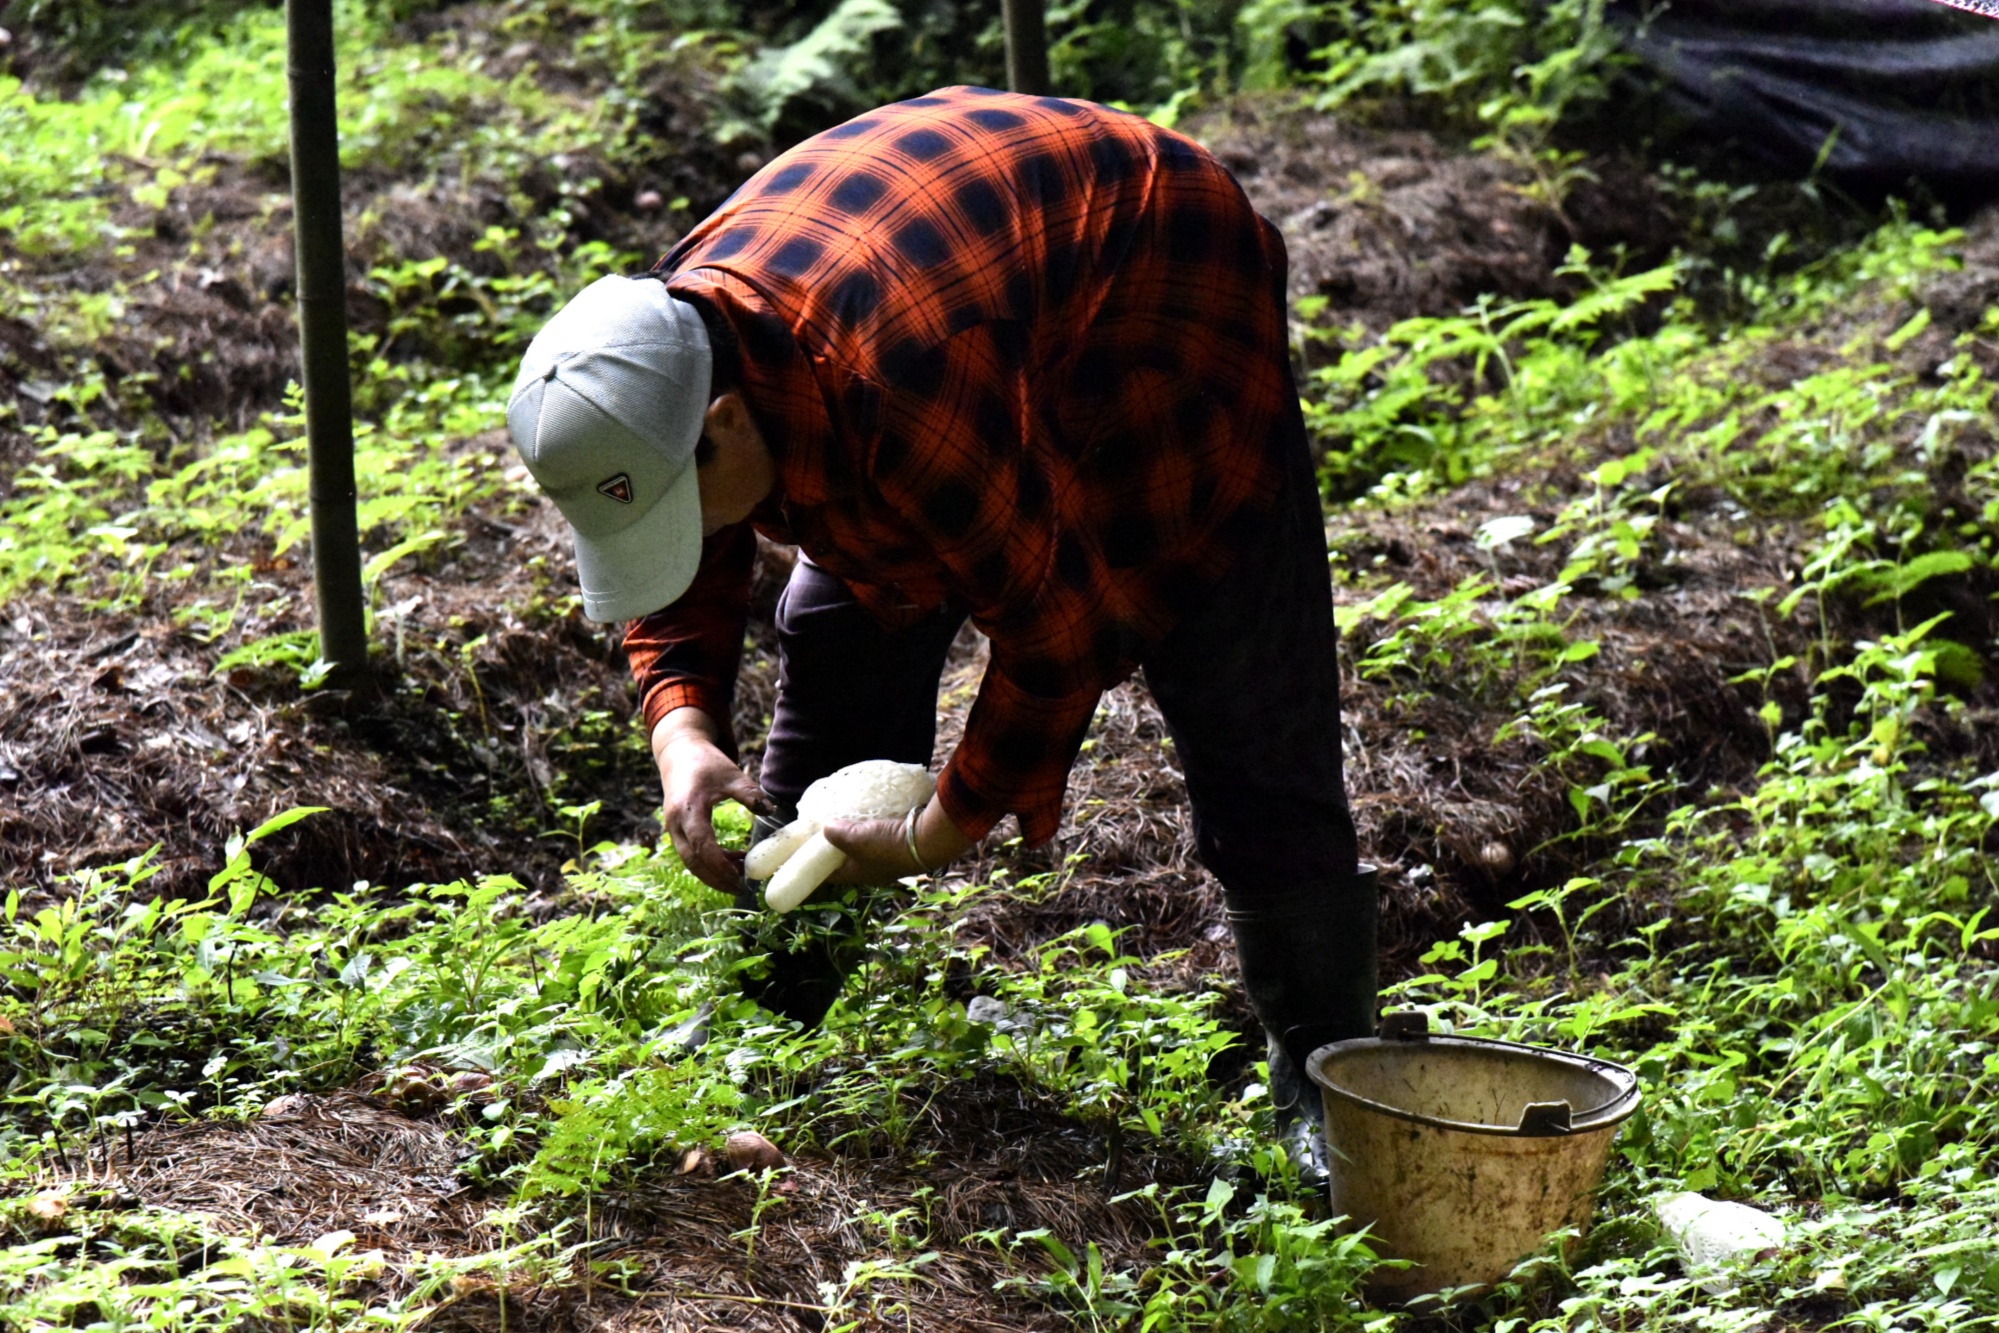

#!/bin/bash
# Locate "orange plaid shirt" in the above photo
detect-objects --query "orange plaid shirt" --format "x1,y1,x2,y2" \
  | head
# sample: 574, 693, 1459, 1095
624, 86, 1294, 844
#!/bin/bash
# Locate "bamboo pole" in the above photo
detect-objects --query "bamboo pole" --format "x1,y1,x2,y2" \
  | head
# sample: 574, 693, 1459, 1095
285, 0, 369, 689
1002, 0, 1051, 96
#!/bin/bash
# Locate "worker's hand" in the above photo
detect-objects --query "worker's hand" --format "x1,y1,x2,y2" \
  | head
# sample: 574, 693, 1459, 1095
822, 796, 974, 885
651, 707, 772, 893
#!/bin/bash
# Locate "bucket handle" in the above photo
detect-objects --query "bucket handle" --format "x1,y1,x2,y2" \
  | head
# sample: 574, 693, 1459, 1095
1372, 1014, 1606, 1136
1518, 1101, 1574, 1136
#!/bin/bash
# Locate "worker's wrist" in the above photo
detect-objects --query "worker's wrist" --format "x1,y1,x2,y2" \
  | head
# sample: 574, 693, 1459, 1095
931, 765, 1007, 845
650, 706, 725, 760
910, 795, 974, 871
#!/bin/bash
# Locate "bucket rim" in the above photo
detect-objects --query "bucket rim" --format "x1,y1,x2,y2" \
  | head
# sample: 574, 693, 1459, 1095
1306, 1031, 1642, 1137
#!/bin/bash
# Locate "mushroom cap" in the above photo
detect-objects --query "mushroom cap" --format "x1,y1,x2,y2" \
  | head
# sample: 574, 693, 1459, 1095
795, 759, 935, 823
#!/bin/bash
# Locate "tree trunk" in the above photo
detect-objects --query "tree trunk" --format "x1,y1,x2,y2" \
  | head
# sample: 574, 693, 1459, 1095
286, 0, 369, 690
1002, 0, 1052, 96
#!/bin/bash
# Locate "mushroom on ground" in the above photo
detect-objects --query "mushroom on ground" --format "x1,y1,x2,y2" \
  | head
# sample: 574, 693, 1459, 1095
743, 759, 936, 912
723, 1129, 786, 1171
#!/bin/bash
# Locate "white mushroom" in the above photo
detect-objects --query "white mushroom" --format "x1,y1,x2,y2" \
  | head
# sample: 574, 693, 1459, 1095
747, 759, 937, 912
743, 822, 816, 879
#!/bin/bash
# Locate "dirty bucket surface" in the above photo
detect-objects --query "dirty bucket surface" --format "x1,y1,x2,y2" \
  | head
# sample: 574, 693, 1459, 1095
1308, 1025, 1640, 1300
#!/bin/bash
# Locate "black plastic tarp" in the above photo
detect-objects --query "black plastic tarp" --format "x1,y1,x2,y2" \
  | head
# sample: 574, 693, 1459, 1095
1611, 0, 1999, 195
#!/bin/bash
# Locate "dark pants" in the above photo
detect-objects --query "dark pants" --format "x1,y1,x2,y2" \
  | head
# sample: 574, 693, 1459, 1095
757, 560, 969, 819
759, 394, 1358, 904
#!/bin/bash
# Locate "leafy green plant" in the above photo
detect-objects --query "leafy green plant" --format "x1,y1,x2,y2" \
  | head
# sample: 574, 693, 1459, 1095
1307, 253, 1678, 496
983, 924, 1240, 1146
1049, 1175, 1391, 1331
732, 0, 904, 133
1309, 0, 1618, 133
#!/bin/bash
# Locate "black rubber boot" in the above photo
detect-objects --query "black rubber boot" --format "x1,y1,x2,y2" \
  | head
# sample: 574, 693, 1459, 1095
1224, 865, 1381, 1182
737, 814, 874, 1027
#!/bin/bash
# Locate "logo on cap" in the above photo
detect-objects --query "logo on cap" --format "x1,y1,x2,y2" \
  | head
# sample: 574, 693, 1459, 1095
597, 473, 635, 504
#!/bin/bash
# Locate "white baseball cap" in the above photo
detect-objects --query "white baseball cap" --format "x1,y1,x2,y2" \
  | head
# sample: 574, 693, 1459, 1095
506, 275, 713, 622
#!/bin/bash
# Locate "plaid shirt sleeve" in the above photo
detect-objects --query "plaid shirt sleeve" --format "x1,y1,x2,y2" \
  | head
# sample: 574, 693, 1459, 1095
941, 661, 1102, 845
622, 522, 756, 757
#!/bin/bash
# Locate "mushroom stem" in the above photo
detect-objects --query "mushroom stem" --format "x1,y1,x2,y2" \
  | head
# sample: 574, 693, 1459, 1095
765, 831, 846, 913
745, 820, 818, 881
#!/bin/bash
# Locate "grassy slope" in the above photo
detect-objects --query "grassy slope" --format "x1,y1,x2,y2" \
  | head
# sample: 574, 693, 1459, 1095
4, 2, 1999, 1330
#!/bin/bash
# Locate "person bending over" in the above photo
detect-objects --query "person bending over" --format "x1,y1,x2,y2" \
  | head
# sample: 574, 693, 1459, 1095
506, 86, 1377, 1169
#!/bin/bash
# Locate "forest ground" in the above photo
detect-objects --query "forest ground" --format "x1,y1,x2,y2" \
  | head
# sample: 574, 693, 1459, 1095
4, 4, 1999, 1331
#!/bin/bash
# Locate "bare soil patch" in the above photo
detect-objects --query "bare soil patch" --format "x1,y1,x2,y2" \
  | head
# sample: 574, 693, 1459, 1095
32, 1080, 1186, 1333
1187, 96, 1681, 332
82, 1093, 479, 1248
0, 490, 655, 901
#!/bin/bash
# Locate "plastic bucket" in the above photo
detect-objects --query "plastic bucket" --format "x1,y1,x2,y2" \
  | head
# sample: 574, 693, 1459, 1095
1307, 1012, 1641, 1299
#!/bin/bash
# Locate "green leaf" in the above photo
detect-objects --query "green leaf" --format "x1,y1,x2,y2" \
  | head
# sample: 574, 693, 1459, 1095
1453, 957, 1498, 987
1548, 264, 1679, 333
1863, 549, 1974, 604
362, 529, 449, 588
1577, 738, 1626, 766
1475, 514, 1537, 550
212, 629, 318, 676
1846, 923, 1892, 978
1930, 637, 1985, 691
1557, 639, 1601, 664
1883, 306, 1932, 351
733, 0, 902, 131
1021, 1228, 1077, 1272
244, 805, 329, 846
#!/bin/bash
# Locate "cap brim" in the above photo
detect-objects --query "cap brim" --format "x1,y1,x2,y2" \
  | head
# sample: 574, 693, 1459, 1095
572, 461, 706, 622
